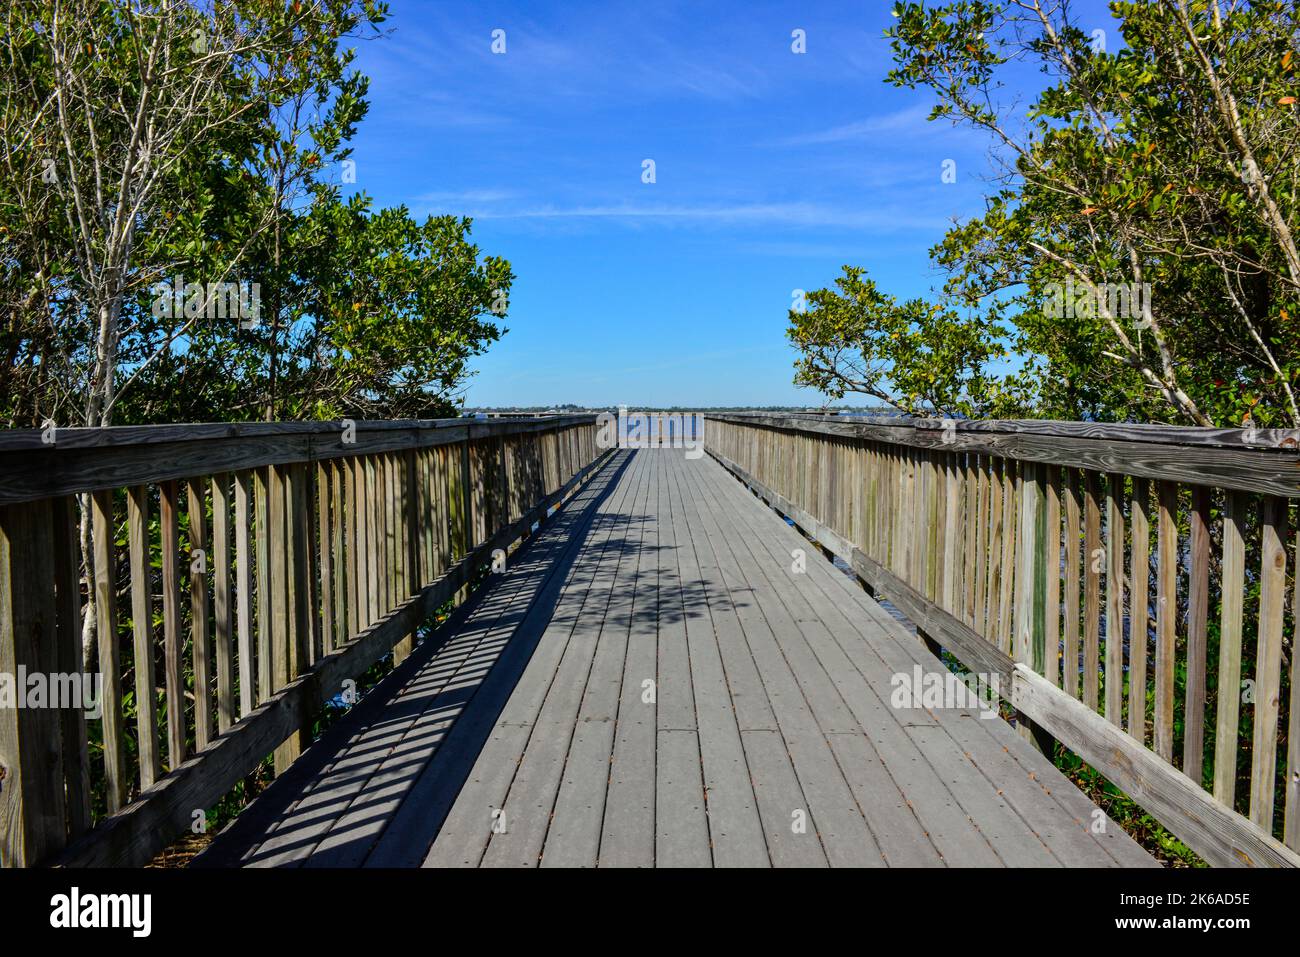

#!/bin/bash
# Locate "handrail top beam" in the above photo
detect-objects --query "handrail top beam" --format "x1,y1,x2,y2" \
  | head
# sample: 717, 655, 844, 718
0, 414, 602, 505
704, 412, 1300, 498
704, 411, 1300, 453
0, 413, 600, 453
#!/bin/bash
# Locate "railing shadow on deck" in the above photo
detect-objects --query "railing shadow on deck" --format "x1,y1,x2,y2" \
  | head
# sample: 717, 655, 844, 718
196, 448, 723, 867
195, 451, 630, 866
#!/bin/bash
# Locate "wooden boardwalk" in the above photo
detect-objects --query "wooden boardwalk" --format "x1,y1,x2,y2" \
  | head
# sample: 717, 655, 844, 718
199, 449, 1154, 868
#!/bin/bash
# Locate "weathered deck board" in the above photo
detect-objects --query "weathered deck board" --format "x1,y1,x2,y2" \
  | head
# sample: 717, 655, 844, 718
666, 455, 769, 867
200, 449, 1155, 868
196, 453, 634, 867
695, 456, 1145, 866
539, 450, 654, 868
421, 450, 643, 867
696, 461, 1018, 866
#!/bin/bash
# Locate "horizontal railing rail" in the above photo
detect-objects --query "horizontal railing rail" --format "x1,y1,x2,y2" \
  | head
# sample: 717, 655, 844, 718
0, 414, 607, 867
0, 415, 600, 505
705, 412, 1300, 867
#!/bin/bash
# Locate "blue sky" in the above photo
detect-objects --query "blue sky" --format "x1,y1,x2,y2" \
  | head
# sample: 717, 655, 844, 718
346, 0, 1117, 408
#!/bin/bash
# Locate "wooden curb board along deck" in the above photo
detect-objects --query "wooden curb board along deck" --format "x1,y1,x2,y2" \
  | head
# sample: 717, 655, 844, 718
198, 449, 1156, 868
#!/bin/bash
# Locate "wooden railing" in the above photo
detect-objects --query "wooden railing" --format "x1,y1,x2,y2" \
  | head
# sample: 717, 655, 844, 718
0, 414, 606, 867
705, 412, 1300, 867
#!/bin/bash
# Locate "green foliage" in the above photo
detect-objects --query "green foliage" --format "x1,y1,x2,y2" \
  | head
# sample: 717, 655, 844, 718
0, 0, 511, 427
1056, 747, 1205, 867
789, 265, 1034, 417
792, 1, 1300, 428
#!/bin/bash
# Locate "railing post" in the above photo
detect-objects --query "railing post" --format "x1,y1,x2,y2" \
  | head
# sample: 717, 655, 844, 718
1286, 524, 1300, 851
0, 499, 65, 866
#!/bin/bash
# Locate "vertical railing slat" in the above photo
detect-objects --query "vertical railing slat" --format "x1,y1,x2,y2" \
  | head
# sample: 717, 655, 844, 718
127, 486, 160, 788
1063, 470, 1082, 701
254, 470, 272, 704
1183, 486, 1211, 784
1044, 469, 1061, 687
364, 456, 378, 624
1284, 520, 1300, 850
1154, 480, 1179, 762
1015, 462, 1043, 667
348, 457, 363, 638
986, 459, 1004, 644
52, 496, 91, 837
1249, 496, 1288, 830
235, 471, 255, 718
1128, 479, 1151, 743
318, 463, 334, 656
91, 490, 127, 814
998, 460, 1017, 655
160, 481, 185, 770
212, 474, 234, 734
973, 456, 989, 637
1213, 490, 1246, 807
1104, 473, 1125, 726
1082, 471, 1102, 712
331, 460, 347, 648
188, 481, 212, 751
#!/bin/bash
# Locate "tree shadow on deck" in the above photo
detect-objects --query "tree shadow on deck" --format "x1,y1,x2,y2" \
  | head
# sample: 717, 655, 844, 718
196, 450, 728, 867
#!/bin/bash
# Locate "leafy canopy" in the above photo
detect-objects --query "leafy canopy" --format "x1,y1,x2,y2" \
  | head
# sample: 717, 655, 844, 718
790, 0, 1300, 427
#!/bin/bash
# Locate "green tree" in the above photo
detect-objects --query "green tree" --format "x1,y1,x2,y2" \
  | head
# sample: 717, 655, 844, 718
793, 0, 1300, 428
0, 0, 384, 426
789, 266, 1033, 417
269, 199, 511, 421
1, 0, 513, 430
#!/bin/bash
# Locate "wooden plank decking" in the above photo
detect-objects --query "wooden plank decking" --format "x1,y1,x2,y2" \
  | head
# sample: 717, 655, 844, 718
199, 449, 1155, 868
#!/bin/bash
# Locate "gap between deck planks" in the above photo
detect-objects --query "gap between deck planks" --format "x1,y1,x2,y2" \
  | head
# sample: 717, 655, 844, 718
198, 449, 1156, 869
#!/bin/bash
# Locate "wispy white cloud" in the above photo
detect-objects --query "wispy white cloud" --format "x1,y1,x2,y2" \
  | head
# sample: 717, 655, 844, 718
736, 240, 885, 258
768, 104, 943, 147
465, 200, 950, 232
369, 8, 768, 104
416, 188, 518, 204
